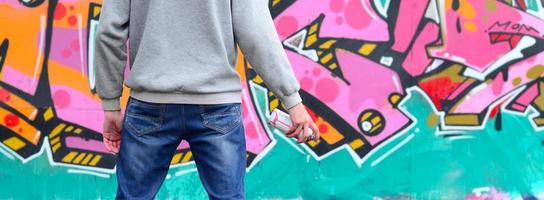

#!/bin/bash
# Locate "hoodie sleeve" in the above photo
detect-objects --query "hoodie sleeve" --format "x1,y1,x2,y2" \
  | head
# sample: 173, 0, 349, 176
93, 0, 130, 111
232, 0, 303, 110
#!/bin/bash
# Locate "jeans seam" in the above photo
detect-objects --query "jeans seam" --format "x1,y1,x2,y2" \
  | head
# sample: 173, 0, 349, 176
130, 97, 165, 109
126, 119, 155, 136
203, 114, 242, 135
199, 104, 242, 135
125, 104, 165, 136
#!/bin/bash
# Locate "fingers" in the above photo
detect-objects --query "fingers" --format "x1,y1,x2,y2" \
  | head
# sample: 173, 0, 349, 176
103, 134, 120, 155
114, 115, 124, 133
103, 137, 112, 153
293, 121, 320, 143
102, 111, 123, 155
285, 125, 297, 137
287, 124, 303, 138
103, 137, 115, 154
297, 123, 311, 143
110, 139, 120, 154
103, 112, 123, 140
310, 122, 320, 142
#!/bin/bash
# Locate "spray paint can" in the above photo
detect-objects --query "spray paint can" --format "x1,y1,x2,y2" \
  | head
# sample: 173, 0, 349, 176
268, 109, 315, 140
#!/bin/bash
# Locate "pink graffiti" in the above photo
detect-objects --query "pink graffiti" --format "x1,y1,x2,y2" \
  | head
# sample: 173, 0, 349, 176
241, 86, 272, 155
429, 0, 544, 73
48, 28, 88, 74
275, 0, 389, 42
466, 187, 510, 200
65, 136, 109, 153
50, 85, 104, 133
392, 0, 431, 52
402, 22, 441, 76
287, 49, 410, 145
508, 83, 538, 112
450, 52, 544, 114
1, 65, 40, 95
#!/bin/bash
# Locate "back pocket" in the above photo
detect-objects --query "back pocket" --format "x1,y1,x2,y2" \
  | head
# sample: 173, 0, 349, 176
124, 97, 165, 136
199, 103, 242, 135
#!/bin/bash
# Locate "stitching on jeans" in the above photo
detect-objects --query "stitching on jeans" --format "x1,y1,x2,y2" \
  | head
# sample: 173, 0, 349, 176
126, 117, 161, 136
202, 113, 239, 117
126, 98, 166, 119
125, 101, 165, 136
199, 104, 241, 134
202, 115, 241, 134
130, 97, 165, 109
199, 103, 240, 117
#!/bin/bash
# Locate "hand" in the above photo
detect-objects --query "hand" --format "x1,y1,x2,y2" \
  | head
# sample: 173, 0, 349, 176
285, 103, 320, 143
102, 110, 123, 154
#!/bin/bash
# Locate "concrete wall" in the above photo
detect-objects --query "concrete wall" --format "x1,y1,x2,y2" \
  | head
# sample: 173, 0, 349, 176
1, 0, 544, 199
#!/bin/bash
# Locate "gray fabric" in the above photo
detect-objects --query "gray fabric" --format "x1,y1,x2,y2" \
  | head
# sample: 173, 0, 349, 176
94, 0, 302, 111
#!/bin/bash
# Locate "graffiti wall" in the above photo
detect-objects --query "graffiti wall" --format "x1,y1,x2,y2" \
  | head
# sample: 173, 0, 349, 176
1, 0, 544, 199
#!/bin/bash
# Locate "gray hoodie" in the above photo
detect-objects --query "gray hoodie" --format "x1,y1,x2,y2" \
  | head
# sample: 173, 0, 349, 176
94, 0, 302, 111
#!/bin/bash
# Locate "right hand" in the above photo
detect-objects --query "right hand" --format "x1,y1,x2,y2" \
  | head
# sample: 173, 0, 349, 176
102, 110, 123, 154
285, 103, 320, 143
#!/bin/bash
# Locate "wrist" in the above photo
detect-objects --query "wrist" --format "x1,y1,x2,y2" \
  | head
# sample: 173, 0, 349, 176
101, 98, 121, 111
287, 102, 303, 111
281, 92, 303, 110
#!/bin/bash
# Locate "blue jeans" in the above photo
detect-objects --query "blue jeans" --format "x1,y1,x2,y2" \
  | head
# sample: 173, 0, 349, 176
116, 96, 246, 200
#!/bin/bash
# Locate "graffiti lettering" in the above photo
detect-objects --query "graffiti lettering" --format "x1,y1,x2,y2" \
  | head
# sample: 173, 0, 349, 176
487, 20, 540, 34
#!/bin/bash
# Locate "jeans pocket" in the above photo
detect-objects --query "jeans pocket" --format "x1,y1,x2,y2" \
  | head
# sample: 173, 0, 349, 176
199, 103, 242, 135
124, 97, 165, 136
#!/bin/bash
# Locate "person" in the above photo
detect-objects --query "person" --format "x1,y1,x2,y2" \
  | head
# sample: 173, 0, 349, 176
94, 0, 320, 199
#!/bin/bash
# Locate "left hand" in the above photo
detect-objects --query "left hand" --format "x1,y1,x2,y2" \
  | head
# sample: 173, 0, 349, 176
285, 103, 320, 143
102, 110, 124, 154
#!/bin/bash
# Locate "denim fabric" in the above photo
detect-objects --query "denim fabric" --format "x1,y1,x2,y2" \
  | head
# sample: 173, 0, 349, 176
116, 96, 246, 200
